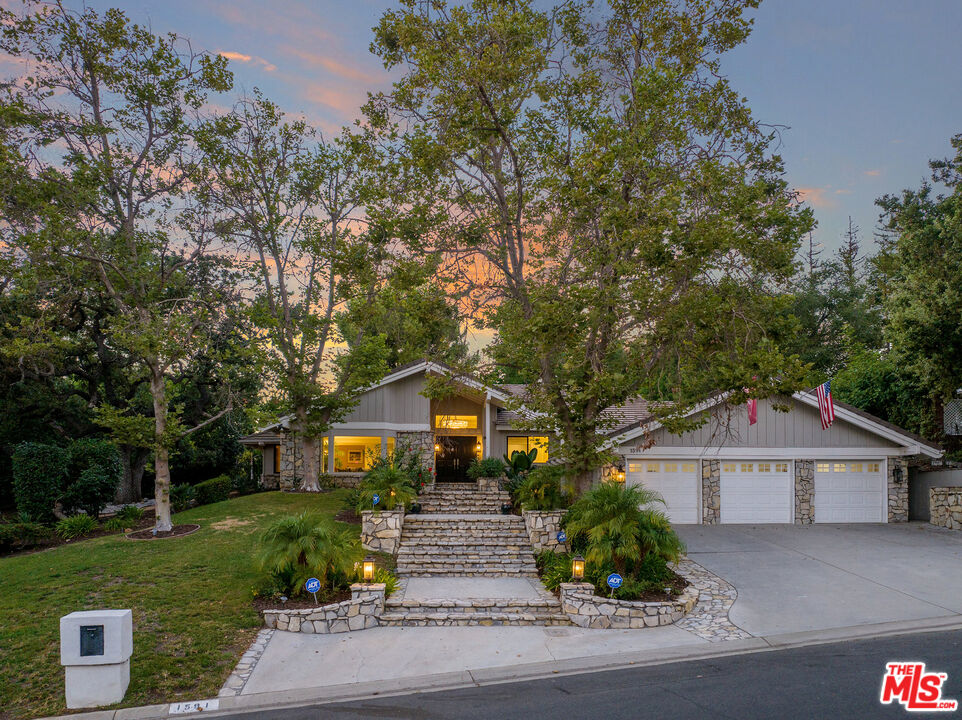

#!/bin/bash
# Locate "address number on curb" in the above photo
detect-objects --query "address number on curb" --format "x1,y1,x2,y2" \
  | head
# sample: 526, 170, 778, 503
170, 699, 220, 714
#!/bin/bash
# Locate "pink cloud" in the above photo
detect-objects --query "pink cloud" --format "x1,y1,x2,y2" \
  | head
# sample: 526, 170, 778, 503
864, 169, 882, 177
796, 186, 837, 209
835, 189, 852, 195
284, 48, 383, 85
301, 83, 366, 116
218, 50, 276, 73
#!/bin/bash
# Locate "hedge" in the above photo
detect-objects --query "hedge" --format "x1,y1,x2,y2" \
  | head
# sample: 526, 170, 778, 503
194, 475, 232, 506
12, 443, 69, 524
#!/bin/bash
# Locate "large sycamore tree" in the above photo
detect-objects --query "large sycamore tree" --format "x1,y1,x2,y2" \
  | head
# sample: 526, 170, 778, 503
371, 0, 813, 483
1, 2, 238, 530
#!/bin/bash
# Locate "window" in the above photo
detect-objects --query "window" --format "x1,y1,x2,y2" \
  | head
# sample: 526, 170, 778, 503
646, 462, 660, 473
758, 462, 771, 473
868, 462, 880, 473
628, 462, 642, 473
682, 463, 696, 473
333, 436, 382, 472
775, 463, 788, 473
723, 463, 736, 473
741, 463, 753, 473
665, 463, 678, 473
850, 462, 863, 473
436, 414, 477, 429
817, 462, 830, 473
273, 445, 281, 473
834, 463, 846, 473
507, 436, 549, 462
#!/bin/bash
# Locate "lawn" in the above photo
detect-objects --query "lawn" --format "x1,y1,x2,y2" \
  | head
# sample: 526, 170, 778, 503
0, 490, 353, 720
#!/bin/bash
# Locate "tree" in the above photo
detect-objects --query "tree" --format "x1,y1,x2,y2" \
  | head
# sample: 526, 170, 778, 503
1, 2, 239, 530
874, 133, 962, 435
370, 0, 813, 485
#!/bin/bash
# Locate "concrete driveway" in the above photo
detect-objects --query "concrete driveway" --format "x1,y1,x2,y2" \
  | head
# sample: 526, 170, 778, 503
676, 522, 962, 637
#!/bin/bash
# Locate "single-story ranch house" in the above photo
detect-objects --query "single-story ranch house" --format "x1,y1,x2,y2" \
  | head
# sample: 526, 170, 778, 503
241, 360, 942, 525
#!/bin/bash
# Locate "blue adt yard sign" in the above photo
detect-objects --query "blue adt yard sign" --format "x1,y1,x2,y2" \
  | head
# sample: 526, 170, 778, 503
606, 573, 623, 589
556, 530, 567, 543
305, 578, 321, 594
372, 493, 380, 506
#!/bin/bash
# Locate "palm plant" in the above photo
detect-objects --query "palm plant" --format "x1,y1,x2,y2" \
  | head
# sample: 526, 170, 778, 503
356, 465, 417, 512
564, 482, 685, 576
256, 513, 360, 595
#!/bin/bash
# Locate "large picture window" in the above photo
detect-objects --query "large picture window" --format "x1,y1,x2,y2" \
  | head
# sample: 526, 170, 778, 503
333, 436, 382, 472
506, 436, 549, 463
435, 414, 478, 429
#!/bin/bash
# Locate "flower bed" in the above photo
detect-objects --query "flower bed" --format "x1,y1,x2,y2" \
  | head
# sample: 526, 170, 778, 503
559, 581, 697, 629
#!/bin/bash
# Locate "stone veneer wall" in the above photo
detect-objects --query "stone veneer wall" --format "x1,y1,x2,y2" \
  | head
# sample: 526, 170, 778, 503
477, 476, 501, 492
361, 510, 405, 554
701, 459, 720, 525
559, 582, 697, 629
522, 510, 567, 553
930, 488, 962, 530
278, 429, 303, 490
397, 431, 435, 470
794, 460, 815, 524
888, 457, 909, 523
264, 584, 385, 634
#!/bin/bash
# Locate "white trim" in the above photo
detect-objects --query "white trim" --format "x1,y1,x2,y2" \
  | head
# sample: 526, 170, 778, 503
619, 446, 912, 459
330, 422, 431, 432
884, 457, 890, 524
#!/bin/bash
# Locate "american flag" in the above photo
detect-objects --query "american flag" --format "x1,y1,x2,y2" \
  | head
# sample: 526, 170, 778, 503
816, 380, 835, 429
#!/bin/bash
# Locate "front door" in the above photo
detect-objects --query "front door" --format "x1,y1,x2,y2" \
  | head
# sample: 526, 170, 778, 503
434, 436, 476, 483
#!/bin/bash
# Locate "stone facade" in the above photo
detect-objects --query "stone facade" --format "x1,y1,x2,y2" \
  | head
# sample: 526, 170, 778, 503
701, 459, 720, 525
522, 510, 567, 553
361, 510, 405, 554
476, 475, 501, 492
559, 582, 697, 629
397, 430, 435, 470
888, 456, 909, 523
794, 460, 814, 525
263, 583, 385, 634
930, 488, 962, 531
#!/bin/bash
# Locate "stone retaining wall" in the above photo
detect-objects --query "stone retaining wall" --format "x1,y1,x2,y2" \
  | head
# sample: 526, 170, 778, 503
559, 582, 697, 629
361, 510, 405, 554
477, 476, 501, 493
888, 457, 909, 523
264, 584, 385, 634
522, 510, 567, 553
930, 488, 962, 531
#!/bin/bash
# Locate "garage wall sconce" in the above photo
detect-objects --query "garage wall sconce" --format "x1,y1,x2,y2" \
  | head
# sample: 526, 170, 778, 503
892, 464, 904, 484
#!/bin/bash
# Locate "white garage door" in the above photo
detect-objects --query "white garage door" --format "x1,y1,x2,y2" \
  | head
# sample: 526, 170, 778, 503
721, 461, 793, 524
626, 459, 699, 524
815, 460, 885, 523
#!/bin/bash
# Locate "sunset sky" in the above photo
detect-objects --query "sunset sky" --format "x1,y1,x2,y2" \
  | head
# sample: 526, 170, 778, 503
4, 0, 962, 260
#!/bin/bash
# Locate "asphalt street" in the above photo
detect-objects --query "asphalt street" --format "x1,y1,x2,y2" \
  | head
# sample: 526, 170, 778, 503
219, 629, 962, 719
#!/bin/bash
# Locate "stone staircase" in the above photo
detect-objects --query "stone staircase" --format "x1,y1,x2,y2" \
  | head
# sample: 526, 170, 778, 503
396, 514, 538, 577
380, 596, 570, 626
416, 482, 509, 514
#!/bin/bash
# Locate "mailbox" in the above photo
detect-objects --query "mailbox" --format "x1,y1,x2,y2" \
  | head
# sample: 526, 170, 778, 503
60, 609, 133, 709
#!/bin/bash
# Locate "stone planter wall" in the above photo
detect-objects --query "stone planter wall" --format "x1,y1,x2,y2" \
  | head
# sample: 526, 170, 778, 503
888, 457, 909, 523
930, 488, 962, 531
361, 510, 405, 554
559, 582, 697, 629
477, 475, 501, 492
794, 460, 814, 525
264, 583, 385, 634
701, 459, 720, 525
522, 510, 567, 553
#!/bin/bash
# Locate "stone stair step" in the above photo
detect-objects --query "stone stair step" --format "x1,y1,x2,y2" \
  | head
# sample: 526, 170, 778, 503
379, 612, 570, 626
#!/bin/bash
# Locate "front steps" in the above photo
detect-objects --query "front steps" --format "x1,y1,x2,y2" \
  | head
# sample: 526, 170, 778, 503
396, 514, 538, 577
417, 483, 509, 514
381, 597, 569, 626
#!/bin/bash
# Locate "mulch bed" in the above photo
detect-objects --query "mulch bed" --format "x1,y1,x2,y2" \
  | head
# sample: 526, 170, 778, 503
252, 588, 352, 612
593, 568, 689, 603
334, 509, 361, 525
1, 508, 158, 557
126, 524, 200, 540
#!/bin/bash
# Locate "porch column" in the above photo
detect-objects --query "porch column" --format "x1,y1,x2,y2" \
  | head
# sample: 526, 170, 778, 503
483, 393, 491, 459
380, 431, 388, 458
327, 431, 335, 474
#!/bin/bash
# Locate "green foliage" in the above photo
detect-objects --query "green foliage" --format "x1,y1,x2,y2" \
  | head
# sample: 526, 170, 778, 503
517, 466, 570, 511
55, 514, 99, 540
102, 516, 131, 532
565, 481, 685, 577
256, 512, 361, 596
341, 486, 363, 515
170, 484, 196, 513
0, 521, 54, 554
466, 457, 505, 480
115, 505, 145, 524
356, 465, 416, 512
12, 442, 69, 524
503, 449, 538, 499
353, 565, 400, 597
194, 475, 232, 506
536, 549, 576, 592
366, 441, 434, 489
61, 438, 122, 519
537, 547, 677, 601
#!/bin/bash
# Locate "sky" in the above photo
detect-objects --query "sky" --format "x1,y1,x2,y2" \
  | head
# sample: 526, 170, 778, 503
3, 0, 962, 260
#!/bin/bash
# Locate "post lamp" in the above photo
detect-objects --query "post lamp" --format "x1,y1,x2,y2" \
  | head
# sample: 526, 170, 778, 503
362, 556, 375, 583
571, 555, 585, 582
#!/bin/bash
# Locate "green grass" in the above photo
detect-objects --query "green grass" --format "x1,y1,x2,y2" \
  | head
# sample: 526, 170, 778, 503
0, 490, 354, 719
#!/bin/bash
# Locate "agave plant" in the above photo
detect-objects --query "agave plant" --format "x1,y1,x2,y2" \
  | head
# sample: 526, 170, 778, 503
256, 513, 360, 595
564, 482, 685, 576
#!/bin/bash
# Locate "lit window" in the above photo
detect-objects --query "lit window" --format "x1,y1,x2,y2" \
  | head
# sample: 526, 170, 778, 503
628, 462, 641, 473
868, 462, 880, 472
851, 462, 863, 472
775, 463, 788, 473
436, 414, 477, 429
817, 462, 830, 473
507, 436, 549, 462
834, 463, 846, 473
665, 463, 678, 473
274, 445, 281, 473
333, 436, 382, 472
758, 463, 771, 473
741, 463, 753, 473
723, 463, 736, 473
682, 463, 696, 473
647, 462, 660, 473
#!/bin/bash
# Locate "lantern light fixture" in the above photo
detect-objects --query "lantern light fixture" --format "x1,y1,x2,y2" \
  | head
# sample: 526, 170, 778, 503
362, 556, 375, 583
571, 555, 585, 582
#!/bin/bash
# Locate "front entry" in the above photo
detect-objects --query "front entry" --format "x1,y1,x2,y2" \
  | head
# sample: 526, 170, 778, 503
434, 436, 477, 483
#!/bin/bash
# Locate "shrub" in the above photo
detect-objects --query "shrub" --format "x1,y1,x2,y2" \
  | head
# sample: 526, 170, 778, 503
232, 448, 263, 495
195, 475, 232, 505
103, 516, 132, 533
353, 565, 400, 597
356, 465, 416, 512
55, 514, 99, 540
256, 512, 361, 596
61, 438, 122, 519
536, 549, 577, 592
0, 522, 55, 553
171, 483, 196, 512
564, 481, 685, 578
115, 505, 145, 524
467, 457, 505, 480
518, 466, 570, 511
12, 442, 69, 524
341, 486, 363, 515
367, 442, 433, 489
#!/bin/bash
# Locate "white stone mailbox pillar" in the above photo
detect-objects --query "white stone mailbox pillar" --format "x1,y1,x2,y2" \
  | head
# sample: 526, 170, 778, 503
60, 609, 133, 708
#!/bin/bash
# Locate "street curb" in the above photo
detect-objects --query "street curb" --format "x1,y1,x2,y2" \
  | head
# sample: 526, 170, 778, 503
39, 614, 962, 720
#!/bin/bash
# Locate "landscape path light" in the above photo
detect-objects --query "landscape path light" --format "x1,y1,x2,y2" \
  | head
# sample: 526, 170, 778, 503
362, 556, 375, 583
572, 555, 585, 582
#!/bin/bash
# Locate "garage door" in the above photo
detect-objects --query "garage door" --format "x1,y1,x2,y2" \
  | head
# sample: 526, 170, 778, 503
626, 459, 699, 524
815, 460, 884, 523
721, 461, 793, 523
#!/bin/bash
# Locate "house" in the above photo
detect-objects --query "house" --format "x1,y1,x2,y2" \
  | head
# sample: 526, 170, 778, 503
241, 360, 942, 525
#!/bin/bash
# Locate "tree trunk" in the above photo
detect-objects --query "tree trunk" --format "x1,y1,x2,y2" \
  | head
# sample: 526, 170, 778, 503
300, 433, 321, 492
114, 445, 149, 504
150, 371, 174, 532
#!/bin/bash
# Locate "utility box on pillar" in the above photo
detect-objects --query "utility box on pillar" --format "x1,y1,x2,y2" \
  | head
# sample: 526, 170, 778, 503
60, 609, 132, 708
